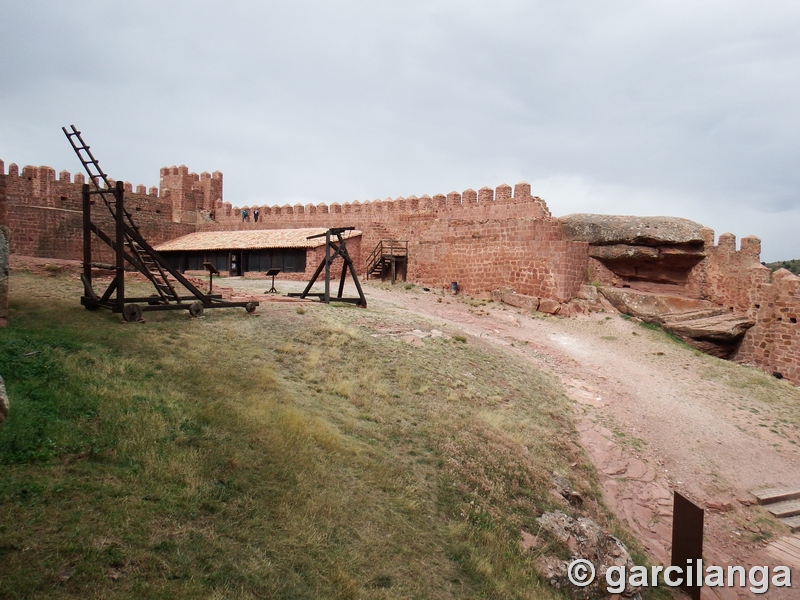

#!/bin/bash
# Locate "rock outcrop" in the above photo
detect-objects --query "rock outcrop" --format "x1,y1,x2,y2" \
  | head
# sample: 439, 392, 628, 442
535, 510, 642, 599
561, 214, 707, 288
560, 214, 705, 247
599, 287, 754, 357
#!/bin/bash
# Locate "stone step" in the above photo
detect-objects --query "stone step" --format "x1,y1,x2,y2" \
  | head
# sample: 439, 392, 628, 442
765, 499, 800, 519
752, 487, 800, 506
766, 535, 800, 570
781, 515, 800, 533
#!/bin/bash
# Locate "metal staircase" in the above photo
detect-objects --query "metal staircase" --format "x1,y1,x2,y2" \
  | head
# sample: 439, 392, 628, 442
63, 125, 258, 321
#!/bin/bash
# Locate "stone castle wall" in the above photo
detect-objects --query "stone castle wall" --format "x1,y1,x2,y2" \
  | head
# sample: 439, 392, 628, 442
736, 269, 800, 383
201, 183, 588, 300
1, 161, 194, 264
159, 165, 222, 223
695, 229, 771, 317
1, 159, 589, 302
684, 230, 799, 381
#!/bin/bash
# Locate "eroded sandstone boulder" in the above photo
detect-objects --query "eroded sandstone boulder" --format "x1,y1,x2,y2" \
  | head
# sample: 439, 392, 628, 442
598, 288, 721, 322
560, 214, 705, 247
562, 215, 707, 287
598, 287, 754, 358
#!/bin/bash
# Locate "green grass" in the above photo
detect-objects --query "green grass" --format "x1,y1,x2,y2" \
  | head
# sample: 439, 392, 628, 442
0, 272, 661, 599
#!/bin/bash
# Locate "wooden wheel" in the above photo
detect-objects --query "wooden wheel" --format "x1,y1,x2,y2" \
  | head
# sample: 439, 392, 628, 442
122, 303, 143, 322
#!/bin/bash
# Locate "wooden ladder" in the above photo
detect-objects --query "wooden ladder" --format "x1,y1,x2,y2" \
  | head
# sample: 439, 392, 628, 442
63, 125, 181, 304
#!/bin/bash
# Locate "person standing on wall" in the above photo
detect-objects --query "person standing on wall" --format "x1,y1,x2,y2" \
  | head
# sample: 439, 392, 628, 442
253, 208, 260, 222
242, 208, 249, 222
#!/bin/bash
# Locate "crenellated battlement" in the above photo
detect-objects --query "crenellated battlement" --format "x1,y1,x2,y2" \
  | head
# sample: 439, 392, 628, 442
159, 164, 223, 223
2, 160, 159, 199
737, 268, 800, 382
0, 158, 191, 264
213, 180, 550, 223
697, 228, 770, 316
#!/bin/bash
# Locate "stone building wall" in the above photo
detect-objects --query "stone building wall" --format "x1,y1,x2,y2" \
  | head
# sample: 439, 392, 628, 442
0, 164, 7, 326
201, 183, 588, 301
240, 238, 365, 283
2, 162, 194, 263
692, 229, 771, 317
736, 269, 800, 383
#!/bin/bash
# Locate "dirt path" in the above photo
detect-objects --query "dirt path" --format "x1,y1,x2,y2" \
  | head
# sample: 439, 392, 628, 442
349, 283, 800, 599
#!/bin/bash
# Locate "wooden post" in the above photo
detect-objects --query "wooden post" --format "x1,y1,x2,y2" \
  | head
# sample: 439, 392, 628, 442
82, 184, 92, 286
671, 492, 704, 600
114, 181, 125, 313
324, 230, 331, 304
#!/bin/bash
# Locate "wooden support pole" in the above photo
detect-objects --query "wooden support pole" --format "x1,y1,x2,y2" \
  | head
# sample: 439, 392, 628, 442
82, 184, 92, 287
324, 230, 331, 304
114, 181, 125, 313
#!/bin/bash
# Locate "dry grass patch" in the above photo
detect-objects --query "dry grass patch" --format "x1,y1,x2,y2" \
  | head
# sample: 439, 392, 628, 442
0, 272, 644, 598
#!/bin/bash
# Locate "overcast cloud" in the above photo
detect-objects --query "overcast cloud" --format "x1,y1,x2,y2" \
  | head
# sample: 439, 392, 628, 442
2, 1, 798, 260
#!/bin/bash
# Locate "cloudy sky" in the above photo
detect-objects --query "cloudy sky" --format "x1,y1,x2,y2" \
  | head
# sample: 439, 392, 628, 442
2, 1, 798, 261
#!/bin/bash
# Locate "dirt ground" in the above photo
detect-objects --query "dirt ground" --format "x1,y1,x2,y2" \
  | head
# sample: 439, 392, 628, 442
231, 276, 800, 600
12, 258, 800, 598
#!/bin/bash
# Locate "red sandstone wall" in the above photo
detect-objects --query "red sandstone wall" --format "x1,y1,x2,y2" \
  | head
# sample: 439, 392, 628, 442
202, 183, 588, 300
0, 165, 7, 325
3, 158, 588, 301
0, 159, 7, 226
736, 270, 800, 385
3, 162, 193, 262
689, 229, 770, 317
159, 165, 222, 223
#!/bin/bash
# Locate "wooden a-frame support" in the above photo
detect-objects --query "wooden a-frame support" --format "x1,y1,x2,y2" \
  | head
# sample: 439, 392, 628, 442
288, 227, 367, 308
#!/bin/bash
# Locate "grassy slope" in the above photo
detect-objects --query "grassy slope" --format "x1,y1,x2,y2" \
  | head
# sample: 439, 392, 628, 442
1, 273, 612, 599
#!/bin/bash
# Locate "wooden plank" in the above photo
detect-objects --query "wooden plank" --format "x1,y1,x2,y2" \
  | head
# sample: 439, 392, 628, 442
777, 532, 800, 550
752, 487, 800, 505
766, 499, 800, 518
771, 541, 800, 559
766, 551, 800, 570
766, 537, 800, 567
781, 515, 800, 546
766, 545, 800, 568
